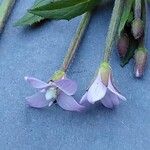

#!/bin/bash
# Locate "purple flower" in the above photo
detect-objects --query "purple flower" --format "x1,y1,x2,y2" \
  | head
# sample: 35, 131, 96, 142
80, 62, 126, 109
25, 74, 84, 112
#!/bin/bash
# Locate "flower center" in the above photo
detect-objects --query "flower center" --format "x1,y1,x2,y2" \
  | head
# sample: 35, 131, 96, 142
45, 87, 58, 101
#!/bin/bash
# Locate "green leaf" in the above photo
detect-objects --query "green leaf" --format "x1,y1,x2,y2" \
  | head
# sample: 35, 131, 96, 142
127, 11, 134, 23
14, 0, 46, 26
29, 0, 100, 20
118, 0, 134, 36
14, 13, 44, 26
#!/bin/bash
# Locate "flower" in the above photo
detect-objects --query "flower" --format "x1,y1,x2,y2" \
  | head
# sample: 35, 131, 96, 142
25, 71, 84, 112
80, 62, 126, 109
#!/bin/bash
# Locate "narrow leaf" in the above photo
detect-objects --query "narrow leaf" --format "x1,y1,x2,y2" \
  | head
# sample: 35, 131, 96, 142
118, 0, 134, 36
29, 0, 100, 20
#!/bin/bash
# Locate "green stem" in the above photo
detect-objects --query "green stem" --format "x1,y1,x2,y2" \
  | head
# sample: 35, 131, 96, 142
61, 12, 91, 72
143, 0, 148, 47
0, 0, 16, 33
103, 0, 123, 63
138, 0, 148, 47
134, 0, 142, 19
98, 0, 113, 7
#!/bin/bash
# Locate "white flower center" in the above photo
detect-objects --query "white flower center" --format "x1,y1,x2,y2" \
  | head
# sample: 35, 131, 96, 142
45, 87, 57, 101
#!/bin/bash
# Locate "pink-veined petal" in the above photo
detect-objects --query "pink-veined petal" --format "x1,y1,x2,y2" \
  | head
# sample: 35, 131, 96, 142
54, 78, 77, 96
108, 75, 126, 101
25, 76, 50, 89
87, 76, 107, 104
101, 90, 120, 109
57, 92, 85, 112
26, 92, 49, 108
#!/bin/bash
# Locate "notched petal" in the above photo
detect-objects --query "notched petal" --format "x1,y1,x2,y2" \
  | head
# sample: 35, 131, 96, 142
57, 92, 85, 112
108, 75, 126, 101
25, 76, 50, 89
101, 90, 120, 109
26, 92, 49, 108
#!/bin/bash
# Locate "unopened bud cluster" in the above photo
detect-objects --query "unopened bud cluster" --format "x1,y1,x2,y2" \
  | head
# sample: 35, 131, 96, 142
117, 0, 148, 78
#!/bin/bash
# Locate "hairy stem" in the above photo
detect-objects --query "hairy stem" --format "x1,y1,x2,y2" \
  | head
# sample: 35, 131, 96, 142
143, 0, 148, 47
103, 0, 123, 63
61, 12, 91, 72
0, 0, 16, 33
134, 0, 142, 19
139, 0, 148, 47
98, 0, 113, 7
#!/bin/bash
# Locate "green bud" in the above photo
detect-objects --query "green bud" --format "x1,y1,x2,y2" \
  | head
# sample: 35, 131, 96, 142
99, 62, 111, 86
134, 47, 147, 78
132, 18, 144, 39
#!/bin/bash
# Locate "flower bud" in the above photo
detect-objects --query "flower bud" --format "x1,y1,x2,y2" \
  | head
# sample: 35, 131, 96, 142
132, 18, 144, 39
134, 47, 147, 78
117, 34, 129, 58
99, 62, 111, 86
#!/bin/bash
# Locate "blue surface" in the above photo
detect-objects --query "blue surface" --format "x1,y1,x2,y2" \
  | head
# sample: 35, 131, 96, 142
0, 1, 150, 150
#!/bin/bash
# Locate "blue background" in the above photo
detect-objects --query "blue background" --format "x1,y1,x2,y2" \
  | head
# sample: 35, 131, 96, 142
0, 1, 150, 150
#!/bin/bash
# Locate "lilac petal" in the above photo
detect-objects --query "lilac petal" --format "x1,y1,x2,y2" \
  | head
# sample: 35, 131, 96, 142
101, 90, 120, 109
57, 92, 85, 112
87, 76, 107, 104
80, 92, 91, 107
26, 92, 49, 108
48, 101, 54, 107
25, 76, 50, 89
108, 76, 126, 101
54, 78, 77, 96
80, 92, 88, 104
